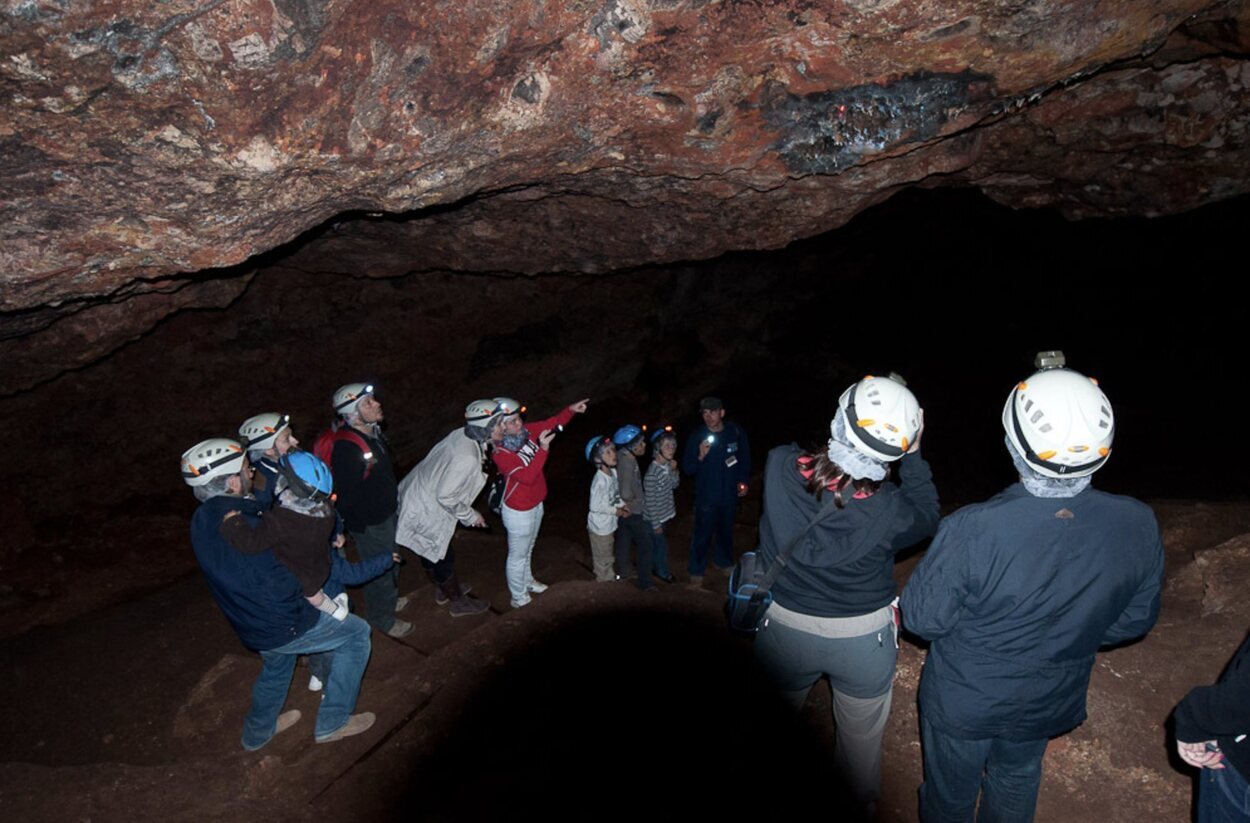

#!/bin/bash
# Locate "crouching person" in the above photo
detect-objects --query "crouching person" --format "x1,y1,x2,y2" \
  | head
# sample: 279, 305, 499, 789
181, 438, 375, 749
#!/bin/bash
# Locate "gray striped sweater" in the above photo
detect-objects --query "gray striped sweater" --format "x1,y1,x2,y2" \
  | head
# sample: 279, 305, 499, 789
643, 459, 680, 525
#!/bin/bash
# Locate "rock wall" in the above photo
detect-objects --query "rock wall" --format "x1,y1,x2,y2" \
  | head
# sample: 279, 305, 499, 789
3, 0, 1250, 393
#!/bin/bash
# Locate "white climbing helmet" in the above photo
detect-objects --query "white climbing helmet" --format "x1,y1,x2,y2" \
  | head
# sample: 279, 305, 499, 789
464, 398, 498, 430
1002, 365, 1114, 478
333, 382, 374, 418
837, 374, 921, 462
493, 397, 525, 418
238, 412, 291, 452
180, 438, 246, 487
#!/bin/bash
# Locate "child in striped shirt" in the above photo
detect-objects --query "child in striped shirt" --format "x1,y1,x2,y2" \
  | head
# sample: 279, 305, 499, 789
644, 428, 680, 584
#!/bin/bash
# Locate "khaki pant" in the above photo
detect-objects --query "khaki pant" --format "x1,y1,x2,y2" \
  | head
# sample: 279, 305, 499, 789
587, 530, 616, 581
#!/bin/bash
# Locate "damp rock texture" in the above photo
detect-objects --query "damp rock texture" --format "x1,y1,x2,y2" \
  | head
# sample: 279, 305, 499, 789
3, 0, 1250, 392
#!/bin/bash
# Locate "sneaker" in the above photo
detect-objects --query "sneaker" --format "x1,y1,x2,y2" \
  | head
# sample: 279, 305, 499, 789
315, 712, 376, 744
527, 579, 549, 594
687, 575, 705, 591
510, 595, 532, 609
394, 596, 409, 612
243, 709, 302, 752
386, 619, 414, 638
448, 593, 491, 617
308, 675, 323, 692
654, 572, 676, 584
275, 709, 301, 735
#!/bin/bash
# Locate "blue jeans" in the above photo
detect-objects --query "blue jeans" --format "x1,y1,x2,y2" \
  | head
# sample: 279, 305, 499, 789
689, 501, 736, 575
350, 513, 400, 632
919, 716, 1048, 823
1200, 763, 1250, 823
241, 611, 372, 749
650, 521, 672, 578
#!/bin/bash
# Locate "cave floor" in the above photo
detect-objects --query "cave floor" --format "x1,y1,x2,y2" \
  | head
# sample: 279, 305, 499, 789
2, 490, 1249, 822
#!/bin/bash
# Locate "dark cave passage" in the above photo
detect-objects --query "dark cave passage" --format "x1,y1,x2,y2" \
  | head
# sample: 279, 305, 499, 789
1, 184, 1248, 823
3, 185, 1248, 611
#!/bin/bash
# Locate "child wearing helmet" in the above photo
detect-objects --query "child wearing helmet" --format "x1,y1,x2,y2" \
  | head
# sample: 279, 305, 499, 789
643, 427, 680, 584
612, 425, 657, 592
585, 436, 627, 582
220, 451, 359, 621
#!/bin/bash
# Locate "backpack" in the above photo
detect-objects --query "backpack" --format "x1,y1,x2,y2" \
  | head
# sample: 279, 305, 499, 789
312, 425, 376, 481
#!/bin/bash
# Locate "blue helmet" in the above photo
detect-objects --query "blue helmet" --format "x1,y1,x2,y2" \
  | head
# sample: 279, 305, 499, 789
585, 435, 611, 463
612, 425, 643, 448
650, 424, 675, 445
279, 450, 334, 501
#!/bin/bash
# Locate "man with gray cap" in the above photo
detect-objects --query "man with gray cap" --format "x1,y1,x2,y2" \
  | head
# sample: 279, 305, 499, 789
681, 396, 751, 588
320, 382, 412, 638
901, 353, 1164, 822
394, 400, 496, 617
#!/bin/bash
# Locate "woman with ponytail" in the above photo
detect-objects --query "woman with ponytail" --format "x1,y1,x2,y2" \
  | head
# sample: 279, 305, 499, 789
753, 374, 939, 820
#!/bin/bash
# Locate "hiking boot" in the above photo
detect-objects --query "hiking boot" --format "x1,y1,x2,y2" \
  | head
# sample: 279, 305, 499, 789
436, 573, 474, 606
386, 619, 414, 638
315, 712, 376, 744
527, 579, 549, 594
394, 595, 410, 612
448, 593, 491, 617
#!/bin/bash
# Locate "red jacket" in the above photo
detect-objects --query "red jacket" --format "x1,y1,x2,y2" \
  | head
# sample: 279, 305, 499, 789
491, 407, 576, 511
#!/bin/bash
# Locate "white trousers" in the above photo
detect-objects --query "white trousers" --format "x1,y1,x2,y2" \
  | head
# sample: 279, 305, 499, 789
501, 501, 543, 605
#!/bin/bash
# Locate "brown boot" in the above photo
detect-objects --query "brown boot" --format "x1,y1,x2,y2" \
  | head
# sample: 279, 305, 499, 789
426, 566, 476, 605
440, 573, 490, 617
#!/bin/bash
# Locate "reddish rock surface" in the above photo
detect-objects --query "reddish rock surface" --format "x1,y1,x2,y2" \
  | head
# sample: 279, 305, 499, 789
3, 0, 1249, 392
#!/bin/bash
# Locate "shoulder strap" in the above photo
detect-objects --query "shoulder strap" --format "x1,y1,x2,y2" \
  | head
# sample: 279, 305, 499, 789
318, 428, 376, 480
754, 497, 841, 597
749, 490, 900, 606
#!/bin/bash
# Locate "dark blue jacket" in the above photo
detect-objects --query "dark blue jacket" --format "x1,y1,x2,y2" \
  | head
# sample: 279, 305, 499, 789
681, 421, 751, 507
190, 495, 319, 651
1174, 633, 1250, 781
253, 457, 280, 509
759, 445, 939, 617
901, 484, 1165, 740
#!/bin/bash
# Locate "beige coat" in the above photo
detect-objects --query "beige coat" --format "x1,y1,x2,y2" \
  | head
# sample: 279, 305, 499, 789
396, 428, 489, 562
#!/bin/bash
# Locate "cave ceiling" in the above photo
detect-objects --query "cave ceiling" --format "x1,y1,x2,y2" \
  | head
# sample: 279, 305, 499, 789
2, 0, 1249, 394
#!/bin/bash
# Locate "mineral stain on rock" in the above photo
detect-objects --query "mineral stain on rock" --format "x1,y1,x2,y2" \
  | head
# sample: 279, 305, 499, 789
512, 74, 544, 104
762, 71, 993, 174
